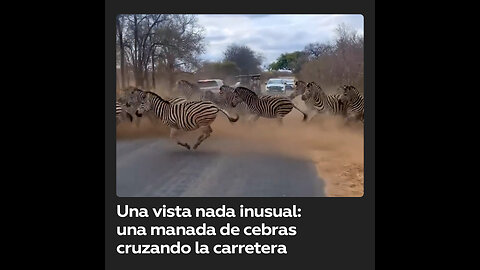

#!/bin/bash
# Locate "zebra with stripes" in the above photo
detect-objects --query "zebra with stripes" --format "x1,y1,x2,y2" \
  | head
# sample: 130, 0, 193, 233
302, 82, 348, 119
339, 85, 364, 123
126, 88, 239, 150
116, 99, 133, 126
230, 86, 308, 123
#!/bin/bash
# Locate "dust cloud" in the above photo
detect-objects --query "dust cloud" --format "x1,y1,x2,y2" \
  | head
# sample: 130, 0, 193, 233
116, 98, 364, 197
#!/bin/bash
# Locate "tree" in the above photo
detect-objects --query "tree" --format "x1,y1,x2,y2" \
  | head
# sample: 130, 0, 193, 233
154, 15, 205, 89
122, 14, 169, 87
297, 23, 364, 89
223, 45, 263, 74
268, 51, 308, 73
116, 14, 205, 90
303, 42, 334, 59
116, 15, 126, 89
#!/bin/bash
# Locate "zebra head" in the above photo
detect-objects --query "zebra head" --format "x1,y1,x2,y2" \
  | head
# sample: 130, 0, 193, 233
302, 82, 321, 101
125, 87, 148, 115
290, 80, 307, 99
219, 85, 234, 95
302, 82, 314, 101
339, 85, 358, 104
125, 87, 143, 107
231, 87, 256, 107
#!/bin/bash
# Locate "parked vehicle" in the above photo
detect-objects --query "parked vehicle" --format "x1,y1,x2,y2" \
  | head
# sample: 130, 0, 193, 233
265, 78, 287, 94
234, 74, 261, 95
282, 78, 295, 90
197, 79, 224, 94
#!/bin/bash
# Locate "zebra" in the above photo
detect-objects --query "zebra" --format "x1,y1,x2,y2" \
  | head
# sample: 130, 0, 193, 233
339, 85, 364, 123
126, 88, 239, 150
230, 86, 308, 123
116, 99, 133, 126
289, 80, 308, 100
176, 80, 201, 100
130, 95, 188, 127
302, 82, 348, 119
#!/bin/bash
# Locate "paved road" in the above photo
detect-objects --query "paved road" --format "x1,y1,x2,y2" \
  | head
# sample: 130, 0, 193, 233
116, 138, 324, 197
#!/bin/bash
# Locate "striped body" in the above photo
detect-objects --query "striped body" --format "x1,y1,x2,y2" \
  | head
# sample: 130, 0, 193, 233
128, 89, 238, 131
303, 82, 347, 116
339, 85, 364, 122
231, 87, 307, 121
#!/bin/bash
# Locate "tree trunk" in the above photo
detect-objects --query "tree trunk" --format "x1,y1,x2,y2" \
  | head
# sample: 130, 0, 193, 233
116, 15, 126, 89
151, 50, 156, 90
144, 63, 150, 90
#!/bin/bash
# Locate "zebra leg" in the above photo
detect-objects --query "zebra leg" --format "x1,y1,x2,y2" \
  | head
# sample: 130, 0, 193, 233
170, 128, 191, 150
193, 125, 213, 150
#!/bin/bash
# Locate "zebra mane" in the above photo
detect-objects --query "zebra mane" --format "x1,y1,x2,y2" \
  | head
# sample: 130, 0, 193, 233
220, 85, 235, 92
295, 80, 307, 86
234, 86, 257, 98
307, 81, 324, 92
347, 85, 360, 94
144, 91, 170, 104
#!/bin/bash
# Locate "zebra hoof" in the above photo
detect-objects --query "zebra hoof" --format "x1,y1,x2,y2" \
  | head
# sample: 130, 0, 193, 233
178, 143, 191, 150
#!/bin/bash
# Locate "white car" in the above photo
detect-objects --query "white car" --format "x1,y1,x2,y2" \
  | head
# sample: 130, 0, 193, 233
265, 78, 287, 94
283, 78, 295, 90
197, 79, 224, 94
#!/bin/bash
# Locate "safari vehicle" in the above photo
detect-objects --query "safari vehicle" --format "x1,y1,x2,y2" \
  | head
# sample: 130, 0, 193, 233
234, 74, 261, 95
197, 79, 224, 94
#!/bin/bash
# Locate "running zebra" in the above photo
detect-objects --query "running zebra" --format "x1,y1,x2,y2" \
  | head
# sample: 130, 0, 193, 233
176, 80, 201, 100
116, 99, 133, 126
131, 96, 187, 127
302, 82, 348, 118
230, 86, 308, 123
289, 80, 308, 99
339, 85, 364, 123
126, 88, 239, 150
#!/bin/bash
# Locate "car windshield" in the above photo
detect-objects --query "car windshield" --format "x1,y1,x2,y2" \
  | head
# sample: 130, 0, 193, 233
198, 81, 219, 88
268, 79, 283, 84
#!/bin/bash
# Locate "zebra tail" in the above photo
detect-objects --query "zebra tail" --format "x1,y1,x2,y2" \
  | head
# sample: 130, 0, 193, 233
291, 103, 308, 121
218, 107, 239, 122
